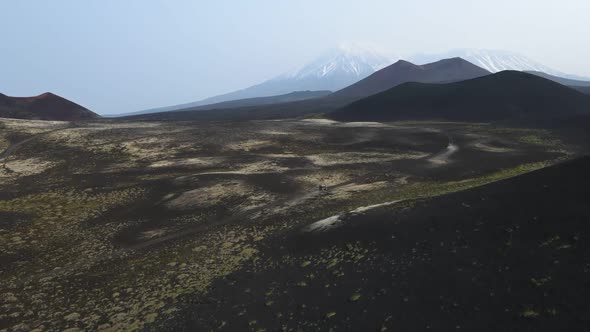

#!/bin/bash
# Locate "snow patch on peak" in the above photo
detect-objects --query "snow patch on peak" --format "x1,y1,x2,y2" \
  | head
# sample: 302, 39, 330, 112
279, 43, 399, 81
410, 49, 576, 79
452, 49, 553, 73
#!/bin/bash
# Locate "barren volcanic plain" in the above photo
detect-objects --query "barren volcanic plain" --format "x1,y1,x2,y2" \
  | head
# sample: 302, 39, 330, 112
0, 117, 586, 331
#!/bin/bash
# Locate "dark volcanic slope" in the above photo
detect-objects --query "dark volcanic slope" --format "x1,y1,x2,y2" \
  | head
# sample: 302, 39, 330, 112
122, 90, 332, 117
123, 94, 355, 121
173, 156, 590, 331
332, 57, 491, 99
571, 86, 590, 95
330, 71, 590, 123
0, 92, 98, 121
525, 71, 590, 87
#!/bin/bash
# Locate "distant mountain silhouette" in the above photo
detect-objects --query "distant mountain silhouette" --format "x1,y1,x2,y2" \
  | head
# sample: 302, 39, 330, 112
0, 92, 98, 121
331, 58, 490, 99
129, 58, 496, 122
524, 71, 590, 87
330, 71, 590, 124
411, 49, 590, 81
119, 90, 332, 117
138, 43, 397, 115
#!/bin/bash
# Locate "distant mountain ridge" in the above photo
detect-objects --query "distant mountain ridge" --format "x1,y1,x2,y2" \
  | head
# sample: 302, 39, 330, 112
136, 43, 398, 115
278, 43, 396, 80
411, 49, 590, 81
129, 57, 498, 122
330, 71, 590, 124
0, 92, 98, 121
118, 90, 331, 117
130, 47, 590, 119
332, 57, 490, 99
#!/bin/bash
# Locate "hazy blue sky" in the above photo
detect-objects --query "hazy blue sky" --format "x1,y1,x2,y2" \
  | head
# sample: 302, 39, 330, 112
1, 0, 589, 114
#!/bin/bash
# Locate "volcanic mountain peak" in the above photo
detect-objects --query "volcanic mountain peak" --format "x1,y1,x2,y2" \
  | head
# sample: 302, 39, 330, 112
389, 59, 418, 68
14, 92, 58, 102
0, 92, 98, 121
278, 43, 398, 80
423, 57, 471, 67
37, 92, 56, 98
332, 57, 491, 99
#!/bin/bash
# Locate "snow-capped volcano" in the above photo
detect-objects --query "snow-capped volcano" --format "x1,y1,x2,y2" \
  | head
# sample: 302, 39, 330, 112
279, 43, 397, 80
204, 43, 398, 103
140, 44, 398, 114
410, 49, 586, 80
